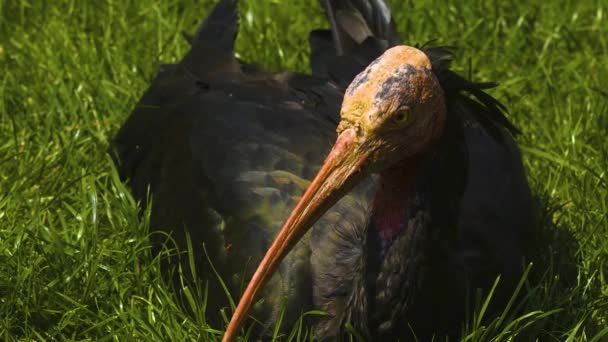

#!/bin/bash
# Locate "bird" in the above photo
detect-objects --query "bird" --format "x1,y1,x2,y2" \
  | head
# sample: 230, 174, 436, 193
112, 0, 537, 340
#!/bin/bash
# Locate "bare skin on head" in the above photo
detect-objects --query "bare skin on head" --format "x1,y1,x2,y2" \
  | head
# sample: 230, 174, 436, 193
223, 45, 447, 342
338, 46, 446, 171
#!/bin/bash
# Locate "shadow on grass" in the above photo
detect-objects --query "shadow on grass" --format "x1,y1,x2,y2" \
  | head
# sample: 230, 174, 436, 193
517, 194, 605, 340
451, 193, 605, 341
459, 192, 604, 342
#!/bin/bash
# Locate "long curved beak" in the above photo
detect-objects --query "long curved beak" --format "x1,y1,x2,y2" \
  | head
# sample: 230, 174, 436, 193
223, 128, 367, 341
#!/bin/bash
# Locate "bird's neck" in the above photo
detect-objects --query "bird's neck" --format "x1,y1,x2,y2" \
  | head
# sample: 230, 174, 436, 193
361, 154, 431, 335
371, 155, 427, 251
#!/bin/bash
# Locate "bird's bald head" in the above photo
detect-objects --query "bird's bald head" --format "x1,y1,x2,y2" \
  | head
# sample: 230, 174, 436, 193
337, 46, 447, 170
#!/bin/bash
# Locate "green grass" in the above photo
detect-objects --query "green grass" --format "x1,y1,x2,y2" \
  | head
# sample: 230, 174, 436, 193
0, 0, 606, 340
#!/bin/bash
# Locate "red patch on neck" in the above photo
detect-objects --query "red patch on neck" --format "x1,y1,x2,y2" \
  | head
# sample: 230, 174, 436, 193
371, 158, 422, 242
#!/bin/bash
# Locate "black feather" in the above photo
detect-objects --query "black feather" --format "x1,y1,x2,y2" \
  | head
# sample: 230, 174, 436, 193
424, 46, 521, 142
193, 0, 239, 54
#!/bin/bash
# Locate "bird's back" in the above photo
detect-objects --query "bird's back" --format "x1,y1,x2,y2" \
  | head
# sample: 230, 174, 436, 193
112, 0, 349, 332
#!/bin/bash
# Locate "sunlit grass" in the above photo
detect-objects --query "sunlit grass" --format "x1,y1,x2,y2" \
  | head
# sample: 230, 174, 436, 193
0, 0, 606, 340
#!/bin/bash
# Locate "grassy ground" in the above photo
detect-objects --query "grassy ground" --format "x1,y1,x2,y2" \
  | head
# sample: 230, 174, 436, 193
1, 0, 606, 340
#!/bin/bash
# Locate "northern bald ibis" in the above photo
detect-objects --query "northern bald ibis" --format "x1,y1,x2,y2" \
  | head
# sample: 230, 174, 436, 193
113, 0, 536, 340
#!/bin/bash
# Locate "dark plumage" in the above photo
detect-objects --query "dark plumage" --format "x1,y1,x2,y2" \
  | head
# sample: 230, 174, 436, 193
113, 0, 536, 340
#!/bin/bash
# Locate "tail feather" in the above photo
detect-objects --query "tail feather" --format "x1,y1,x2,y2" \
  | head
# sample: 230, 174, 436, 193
310, 0, 400, 86
180, 0, 241, 80
322, 0, 400, 54
192, 0, 239, 54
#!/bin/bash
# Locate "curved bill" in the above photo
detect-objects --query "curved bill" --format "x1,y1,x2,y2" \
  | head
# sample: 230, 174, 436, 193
223, 128, 367, 341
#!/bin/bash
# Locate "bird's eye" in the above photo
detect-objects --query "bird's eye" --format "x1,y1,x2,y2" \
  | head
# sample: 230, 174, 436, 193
393, 108, 411, 125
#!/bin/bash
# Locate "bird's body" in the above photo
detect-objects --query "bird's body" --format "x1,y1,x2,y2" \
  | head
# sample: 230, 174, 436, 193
113, 0, 536, 340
